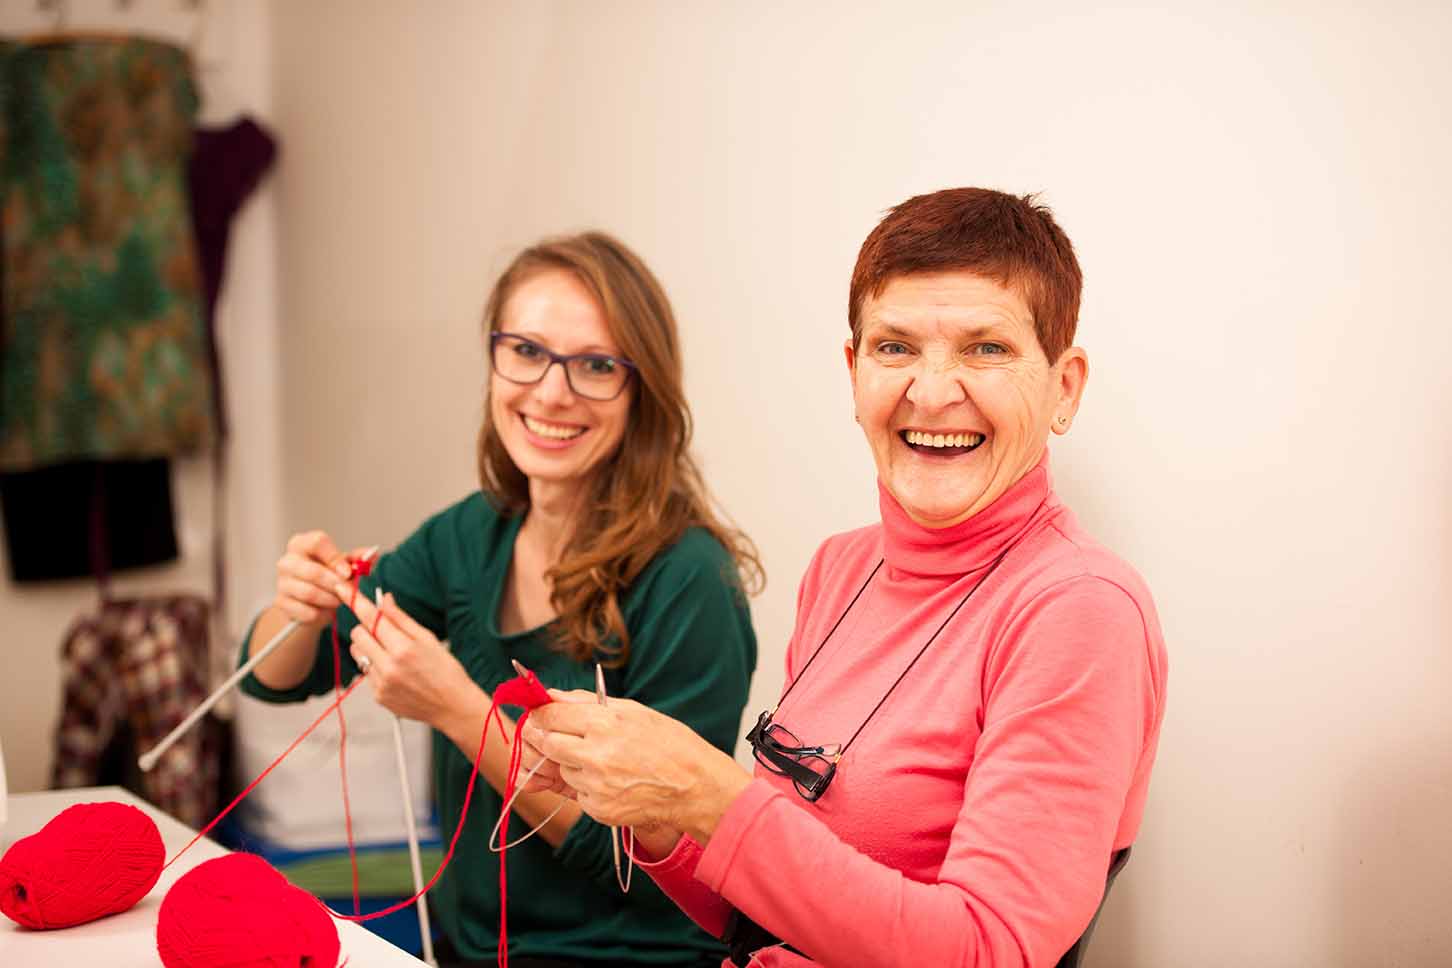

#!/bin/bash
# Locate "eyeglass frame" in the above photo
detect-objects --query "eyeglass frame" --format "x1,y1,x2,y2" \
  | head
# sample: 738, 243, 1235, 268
489, 331, 638, 401
746, 709, 840, 802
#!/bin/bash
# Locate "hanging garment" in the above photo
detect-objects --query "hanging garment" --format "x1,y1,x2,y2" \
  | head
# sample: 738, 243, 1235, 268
51, 594, 226, 828
189, 115, 277, 439
0, 38, 214, 472
0, 457, 176, 582
0, 57, 278, 583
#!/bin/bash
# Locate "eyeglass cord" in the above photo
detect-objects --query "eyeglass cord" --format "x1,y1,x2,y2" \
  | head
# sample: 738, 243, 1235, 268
774, 536, 1024, 761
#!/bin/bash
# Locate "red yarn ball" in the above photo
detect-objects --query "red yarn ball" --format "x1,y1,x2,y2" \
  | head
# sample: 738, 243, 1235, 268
0, 801, 164, 929
156, 852, 340, 968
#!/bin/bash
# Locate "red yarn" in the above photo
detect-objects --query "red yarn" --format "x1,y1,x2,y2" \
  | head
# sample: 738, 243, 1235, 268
166, 676, 369, 868
497, 708, 529, 968
328, 553, 374, 916
325, 697, 507, 920
0, 802, 163, 929
158, 647, 552, 966
494, 669, 551, 709
325, 668, 552, 968
157, 852, 339, 968
492, 667, 552, 968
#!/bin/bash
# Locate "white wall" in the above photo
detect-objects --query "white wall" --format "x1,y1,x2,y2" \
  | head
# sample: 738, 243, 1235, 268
266, 4, 1452, 964
0, 0, 283, 794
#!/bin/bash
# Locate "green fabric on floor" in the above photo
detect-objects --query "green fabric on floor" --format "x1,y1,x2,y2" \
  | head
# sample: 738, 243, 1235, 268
280, 847, 445, 897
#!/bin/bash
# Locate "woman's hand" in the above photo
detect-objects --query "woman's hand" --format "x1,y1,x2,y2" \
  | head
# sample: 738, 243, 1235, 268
273, 531, 369, 628
522, 690, 752, 843
517, 697, 690, 858
519, 720, 579, 800
343, 589, 481, 731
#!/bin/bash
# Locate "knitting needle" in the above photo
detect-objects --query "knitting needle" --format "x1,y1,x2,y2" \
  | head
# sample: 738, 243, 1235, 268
138, 547, 378, 774
373, 589, 436, 967
596, 663, 633, 893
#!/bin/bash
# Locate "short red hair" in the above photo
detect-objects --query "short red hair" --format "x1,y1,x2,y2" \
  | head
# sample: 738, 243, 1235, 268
848, 188, 1082, 362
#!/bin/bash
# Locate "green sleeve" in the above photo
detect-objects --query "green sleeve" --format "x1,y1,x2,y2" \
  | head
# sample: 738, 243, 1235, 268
552, 528, 758, 888
238, 507, 453, 704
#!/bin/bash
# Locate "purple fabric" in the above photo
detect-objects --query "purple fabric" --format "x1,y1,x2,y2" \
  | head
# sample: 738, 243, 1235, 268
188, 116, 278, 437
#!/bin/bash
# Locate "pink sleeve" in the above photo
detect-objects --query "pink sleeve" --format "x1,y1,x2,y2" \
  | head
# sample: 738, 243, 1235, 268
635, 541, 843, 941
693, 577, 1161, 968
630, 834, 734, 938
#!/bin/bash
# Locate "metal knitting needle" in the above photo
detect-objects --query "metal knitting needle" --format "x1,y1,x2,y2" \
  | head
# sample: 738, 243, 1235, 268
372, 588, 436, 967
596, 663, 633, 893
138, 547, 379, 773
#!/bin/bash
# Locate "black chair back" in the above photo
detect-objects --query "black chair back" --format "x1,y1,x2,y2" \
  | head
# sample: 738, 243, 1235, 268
1054, 847, 1133, 968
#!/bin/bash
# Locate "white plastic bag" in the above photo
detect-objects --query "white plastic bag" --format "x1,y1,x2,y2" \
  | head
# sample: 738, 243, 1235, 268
233, 688, 435, 849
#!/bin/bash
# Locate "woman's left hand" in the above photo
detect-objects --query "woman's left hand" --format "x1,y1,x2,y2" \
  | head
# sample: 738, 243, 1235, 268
343, 587, 478, 730
523, 691, 752, 841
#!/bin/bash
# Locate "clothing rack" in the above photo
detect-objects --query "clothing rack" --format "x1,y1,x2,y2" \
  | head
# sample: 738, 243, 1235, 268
23, 0, 207, 52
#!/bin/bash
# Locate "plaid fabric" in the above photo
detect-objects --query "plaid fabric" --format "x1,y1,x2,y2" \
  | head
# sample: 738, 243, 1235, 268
51, 595, 222, 827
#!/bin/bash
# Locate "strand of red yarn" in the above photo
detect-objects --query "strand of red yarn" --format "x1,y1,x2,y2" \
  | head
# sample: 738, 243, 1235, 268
329, 554, 375, 916
164, 675, 371, 868
167, 673, 536, 929
325, 670, 551, 967
165, 551, 373, 875
324, 696, 510, 924
488, 669, 554, 968
497, 707, 531, 968
163, 598, 551, 967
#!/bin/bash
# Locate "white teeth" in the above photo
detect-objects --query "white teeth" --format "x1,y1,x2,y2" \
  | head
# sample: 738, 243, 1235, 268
905, 431, 985, 449
523, 415, 586, 440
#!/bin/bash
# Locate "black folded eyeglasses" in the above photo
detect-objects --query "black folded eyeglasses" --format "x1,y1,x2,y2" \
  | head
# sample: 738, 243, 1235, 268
746, 711, 841, 802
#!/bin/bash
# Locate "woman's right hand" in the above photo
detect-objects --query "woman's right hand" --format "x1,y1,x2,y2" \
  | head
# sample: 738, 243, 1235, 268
273, 531, 369, 628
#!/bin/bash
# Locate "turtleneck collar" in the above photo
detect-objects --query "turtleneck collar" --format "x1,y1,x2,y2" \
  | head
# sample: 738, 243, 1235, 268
877, 449, 1055, 579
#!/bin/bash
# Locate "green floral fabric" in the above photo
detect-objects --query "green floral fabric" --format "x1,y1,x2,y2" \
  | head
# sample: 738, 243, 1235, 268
0, 38, 213, 471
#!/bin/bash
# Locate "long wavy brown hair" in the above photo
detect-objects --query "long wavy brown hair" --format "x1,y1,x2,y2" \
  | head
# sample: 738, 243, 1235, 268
478, 231, 763, 664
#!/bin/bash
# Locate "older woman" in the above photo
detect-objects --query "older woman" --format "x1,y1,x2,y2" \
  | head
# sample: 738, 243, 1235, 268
524, 189, 1169, 968
240, 232, 761, 968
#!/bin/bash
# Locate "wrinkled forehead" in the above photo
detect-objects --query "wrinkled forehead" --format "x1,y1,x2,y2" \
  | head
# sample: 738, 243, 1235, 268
858, 271, 1036, 339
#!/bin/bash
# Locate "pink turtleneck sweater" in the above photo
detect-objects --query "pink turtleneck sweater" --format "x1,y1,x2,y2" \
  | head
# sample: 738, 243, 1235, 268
640, 453, 1168, 968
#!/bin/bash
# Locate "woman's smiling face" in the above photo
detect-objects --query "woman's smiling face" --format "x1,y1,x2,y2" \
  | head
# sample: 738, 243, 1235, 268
847, 271, 1087, 528
489, 269, 633, 492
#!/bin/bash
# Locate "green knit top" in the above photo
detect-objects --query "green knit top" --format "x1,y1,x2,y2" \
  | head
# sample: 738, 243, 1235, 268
241, 493, 756, 965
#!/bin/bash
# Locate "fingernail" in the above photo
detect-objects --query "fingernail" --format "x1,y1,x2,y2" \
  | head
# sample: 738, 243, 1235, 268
333, 582, 350, 598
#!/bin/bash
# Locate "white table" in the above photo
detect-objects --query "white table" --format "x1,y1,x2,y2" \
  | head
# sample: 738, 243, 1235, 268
0, 786, 428, 967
